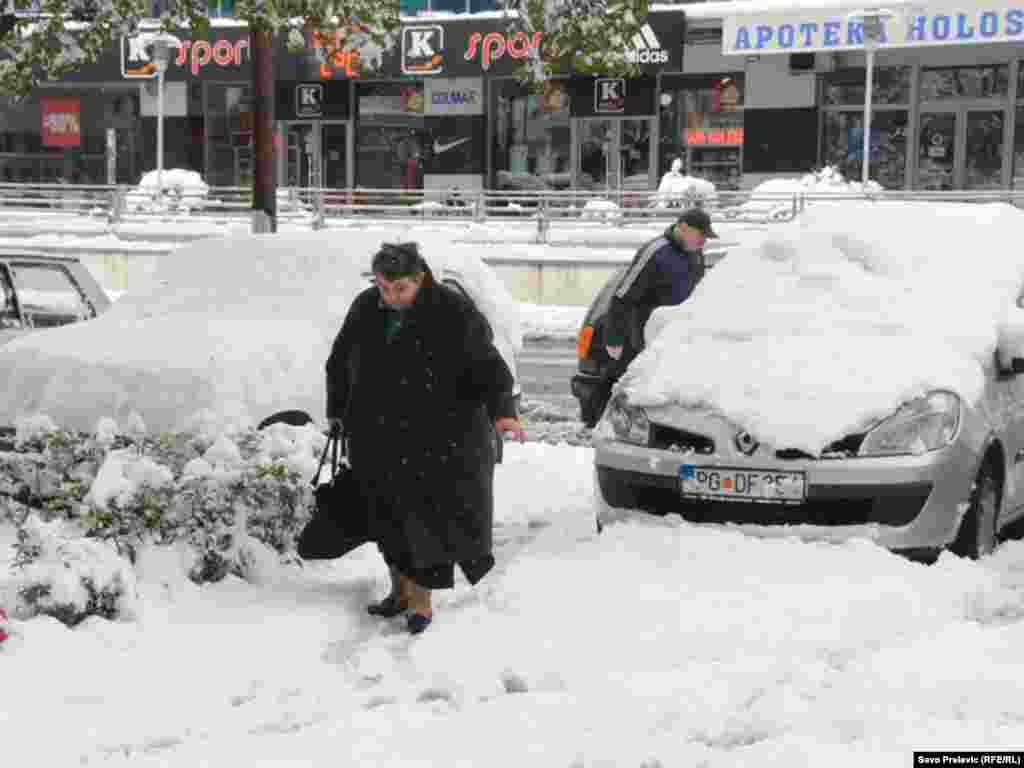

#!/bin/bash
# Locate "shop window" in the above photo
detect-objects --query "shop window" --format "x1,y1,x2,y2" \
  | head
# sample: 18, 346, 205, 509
821, 110, 908, 189
821, 66, 910, 106
920, 65, 1008, 100
491, 80, 572, 192
357, 83, 427, 191
659, 75, 744, 189
400, 0, 428, 12
1012, 107, 1024, 189
205, 84, 252, 188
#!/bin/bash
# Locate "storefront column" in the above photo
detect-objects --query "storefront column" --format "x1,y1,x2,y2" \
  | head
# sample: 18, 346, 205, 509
1005, 58, 1018, 190
906, 62, 921, 191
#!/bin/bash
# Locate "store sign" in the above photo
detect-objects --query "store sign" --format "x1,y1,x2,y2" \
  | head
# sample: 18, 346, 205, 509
121, 32, 250, 79
687, 128, 745, 145
464, 30, 543, 71
424, 77, 483, 116
41, 97, 81, 147
723, 0, 1024, 54
402, 25, 444, 75
595, 78, 626, 113
296, 83, 323, 117
626, 22, 669, 65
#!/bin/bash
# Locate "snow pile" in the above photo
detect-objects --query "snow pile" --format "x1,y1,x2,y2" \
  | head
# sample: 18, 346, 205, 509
581, 199, 621, 220
125, 169, 210, 213
4, 514, 137, 626
653, 158, 718, 208
518, 302, 586, 341
623, 201, 1024, 454
740, 166, 884, 220
0, 229, 523, 435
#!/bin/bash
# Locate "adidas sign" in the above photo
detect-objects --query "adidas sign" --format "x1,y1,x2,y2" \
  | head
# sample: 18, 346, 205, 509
626, 23, 668, 65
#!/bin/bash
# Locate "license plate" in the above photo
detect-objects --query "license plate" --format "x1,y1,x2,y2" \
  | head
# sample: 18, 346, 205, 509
679, 465, 806, 504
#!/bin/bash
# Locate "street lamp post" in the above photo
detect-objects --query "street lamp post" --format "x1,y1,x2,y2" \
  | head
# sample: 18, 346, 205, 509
846, 8, 898, 188
146, 33, 180, 210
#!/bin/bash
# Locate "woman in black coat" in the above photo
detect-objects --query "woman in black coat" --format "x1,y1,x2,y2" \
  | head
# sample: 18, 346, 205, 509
325, 242, 525, 635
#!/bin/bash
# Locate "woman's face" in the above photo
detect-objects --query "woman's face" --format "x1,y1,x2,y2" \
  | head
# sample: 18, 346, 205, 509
375, 273, 423, 309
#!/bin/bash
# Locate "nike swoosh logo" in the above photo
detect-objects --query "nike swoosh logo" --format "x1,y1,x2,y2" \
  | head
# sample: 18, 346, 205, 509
433, 137, 471, 154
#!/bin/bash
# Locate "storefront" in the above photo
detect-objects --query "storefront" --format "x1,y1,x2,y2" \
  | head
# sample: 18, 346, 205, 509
0, 25, 254, 187
709, 0, 1024, 190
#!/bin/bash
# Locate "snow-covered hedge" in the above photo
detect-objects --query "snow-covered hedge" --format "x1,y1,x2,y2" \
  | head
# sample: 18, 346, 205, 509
1, 416, 324, 626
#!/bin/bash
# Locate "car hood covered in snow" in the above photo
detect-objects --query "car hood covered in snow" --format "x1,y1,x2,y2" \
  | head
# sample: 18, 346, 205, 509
619, 201, 1024, 456
0, 230, 523, 436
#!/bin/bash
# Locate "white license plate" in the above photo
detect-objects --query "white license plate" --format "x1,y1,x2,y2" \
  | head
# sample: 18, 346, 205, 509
679, 465, 806, 504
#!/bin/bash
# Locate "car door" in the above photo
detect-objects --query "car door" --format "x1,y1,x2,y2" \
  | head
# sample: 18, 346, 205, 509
0, 263, 27, 345
998, 290, 1024, 517
9, 260, 96, 330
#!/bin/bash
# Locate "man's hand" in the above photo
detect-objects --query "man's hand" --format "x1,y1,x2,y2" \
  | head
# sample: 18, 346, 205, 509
327, 417, 343, 436
496, 417, 526, 444
606, 345, 624, 360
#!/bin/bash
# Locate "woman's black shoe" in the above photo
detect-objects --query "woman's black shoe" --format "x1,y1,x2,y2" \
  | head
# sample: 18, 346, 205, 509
407, 613, 433, 635
367, 595, 408, 618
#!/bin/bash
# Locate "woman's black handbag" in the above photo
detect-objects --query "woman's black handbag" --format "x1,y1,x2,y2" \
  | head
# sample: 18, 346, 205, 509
296, 429, 372, 560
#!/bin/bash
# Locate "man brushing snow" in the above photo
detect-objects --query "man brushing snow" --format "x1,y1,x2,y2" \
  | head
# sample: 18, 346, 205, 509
604, 207, 717, 373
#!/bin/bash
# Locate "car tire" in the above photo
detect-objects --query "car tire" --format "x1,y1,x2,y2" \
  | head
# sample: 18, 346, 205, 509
951, 461, 1001, 559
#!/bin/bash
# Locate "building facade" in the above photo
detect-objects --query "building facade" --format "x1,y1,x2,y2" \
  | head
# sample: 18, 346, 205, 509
4, 1, 1020, 193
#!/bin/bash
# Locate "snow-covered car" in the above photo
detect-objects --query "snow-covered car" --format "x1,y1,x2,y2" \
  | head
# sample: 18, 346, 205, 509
593, 201, 1024, 560
0, 231, 522, 438
0, 250, 112, 344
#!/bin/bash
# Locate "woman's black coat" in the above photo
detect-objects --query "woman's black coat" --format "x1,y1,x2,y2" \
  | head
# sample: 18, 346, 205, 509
325, 269, 515, 573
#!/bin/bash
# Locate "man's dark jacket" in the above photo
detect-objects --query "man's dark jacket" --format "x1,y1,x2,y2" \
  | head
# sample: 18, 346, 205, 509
603, 225, 706, 372
325, 268, 514, 576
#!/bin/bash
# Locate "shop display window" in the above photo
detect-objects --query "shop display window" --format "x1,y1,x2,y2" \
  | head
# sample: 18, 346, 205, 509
491, 79, 572, 192
821, 66, 911, 107
821, 110, 908, 189
659, 75, 744, 191
920, 65, 1008, 101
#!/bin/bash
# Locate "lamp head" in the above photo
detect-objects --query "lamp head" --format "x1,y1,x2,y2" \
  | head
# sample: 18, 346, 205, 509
145, 32, 180, 73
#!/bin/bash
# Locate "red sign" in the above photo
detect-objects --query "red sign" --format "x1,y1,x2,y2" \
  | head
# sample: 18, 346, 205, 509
687, 127, 744, 146
41, 97, 81, 147
464, 30, 543, 71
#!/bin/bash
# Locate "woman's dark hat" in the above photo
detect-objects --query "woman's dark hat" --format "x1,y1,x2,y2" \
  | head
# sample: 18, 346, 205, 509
677, 208, 718, 239
372, 241, 426, 279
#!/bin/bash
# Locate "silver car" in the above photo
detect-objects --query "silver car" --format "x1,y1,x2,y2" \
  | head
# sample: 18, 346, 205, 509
593, 259, 1024, 564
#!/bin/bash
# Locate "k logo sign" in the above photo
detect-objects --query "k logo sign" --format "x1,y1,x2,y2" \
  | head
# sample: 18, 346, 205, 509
403, 25, 444, 75
121, 34, 159, 79
595, 78, 626, 113
296, 84, 323, 117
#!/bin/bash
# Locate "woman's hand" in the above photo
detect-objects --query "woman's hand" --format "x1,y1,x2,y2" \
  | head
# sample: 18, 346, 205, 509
495, 417, 526, 444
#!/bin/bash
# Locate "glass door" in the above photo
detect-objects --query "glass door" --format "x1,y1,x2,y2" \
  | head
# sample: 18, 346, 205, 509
320, 122, 348, 190
917, 111, 957, 190
963, 109, 1004, 190
285, 122, 319, 191
575, 118, 654, 193
577, 118, 619, 190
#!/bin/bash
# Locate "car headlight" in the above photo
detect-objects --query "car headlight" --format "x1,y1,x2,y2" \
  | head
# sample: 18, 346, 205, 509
858, 391, 960, 457
605, 393, 650, 446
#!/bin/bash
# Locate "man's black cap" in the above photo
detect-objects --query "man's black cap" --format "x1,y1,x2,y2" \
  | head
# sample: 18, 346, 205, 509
677, 208, 718, 239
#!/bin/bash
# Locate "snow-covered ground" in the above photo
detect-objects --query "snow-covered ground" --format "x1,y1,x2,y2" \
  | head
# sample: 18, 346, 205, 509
5, 181, 1024, 766
3, 443, 1024, 766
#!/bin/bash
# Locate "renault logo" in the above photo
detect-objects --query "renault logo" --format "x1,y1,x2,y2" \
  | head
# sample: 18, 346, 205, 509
734, 430, 759, 455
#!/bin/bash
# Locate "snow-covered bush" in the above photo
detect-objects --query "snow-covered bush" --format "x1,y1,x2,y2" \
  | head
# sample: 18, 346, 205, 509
1, 416, 321, 604
5, 514, 137, 627
653, 159, 718, 209
736, 165, 885, 221
124, 169, 210, 214
581, 199, 621, 222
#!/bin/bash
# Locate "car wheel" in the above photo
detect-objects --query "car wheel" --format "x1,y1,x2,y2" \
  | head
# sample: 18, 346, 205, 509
951, 462, 1001, 559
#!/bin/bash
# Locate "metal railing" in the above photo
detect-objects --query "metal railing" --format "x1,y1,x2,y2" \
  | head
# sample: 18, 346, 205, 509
3, 182, 1024, 243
